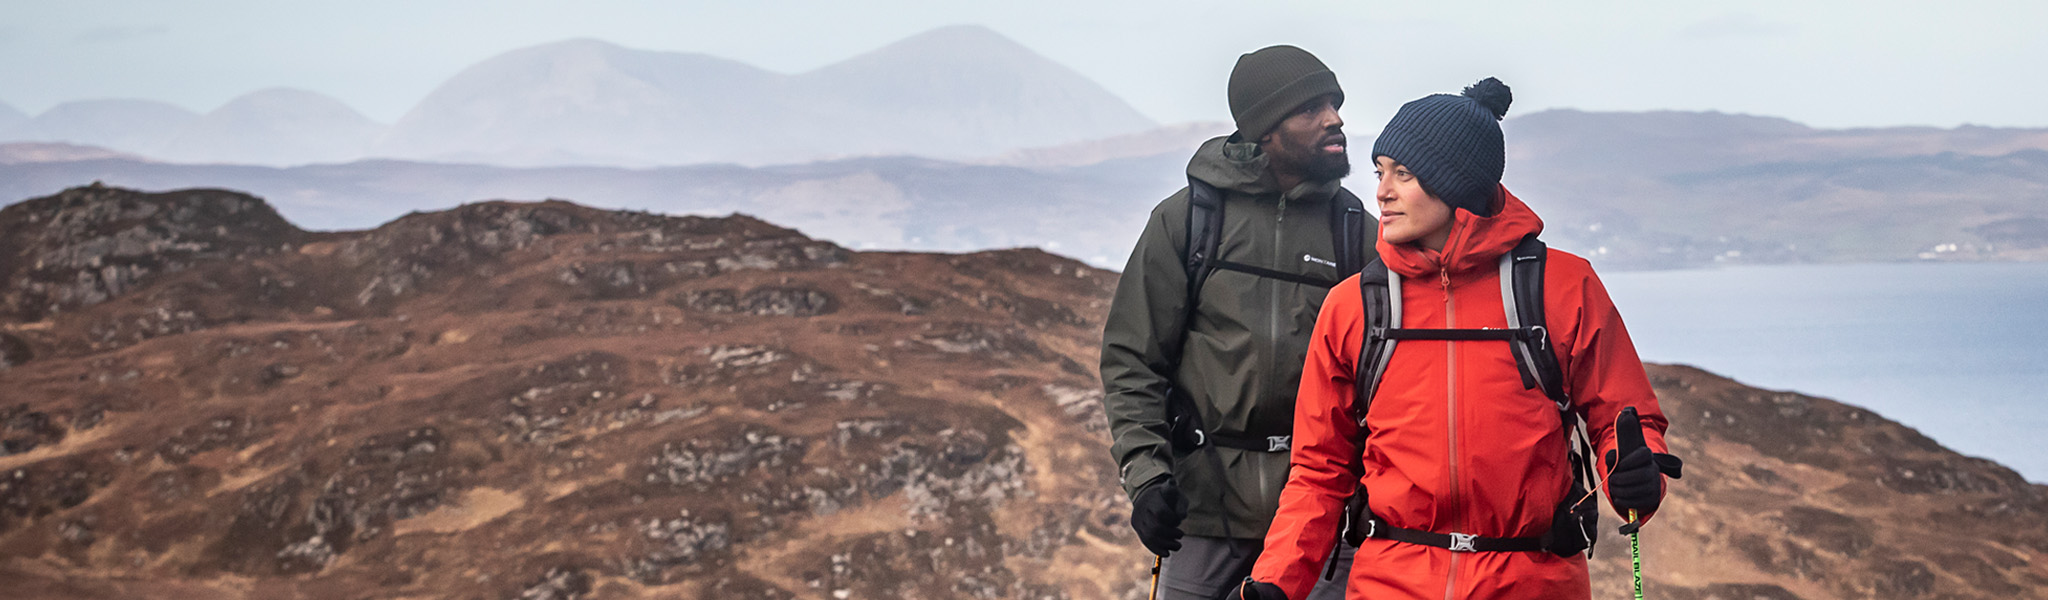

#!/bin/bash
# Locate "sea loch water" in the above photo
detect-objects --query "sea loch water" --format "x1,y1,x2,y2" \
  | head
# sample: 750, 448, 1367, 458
1602, 262, 2048, 483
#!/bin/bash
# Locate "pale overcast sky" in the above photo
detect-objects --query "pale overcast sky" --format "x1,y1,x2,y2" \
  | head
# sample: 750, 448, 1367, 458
1, 0, 2039, 129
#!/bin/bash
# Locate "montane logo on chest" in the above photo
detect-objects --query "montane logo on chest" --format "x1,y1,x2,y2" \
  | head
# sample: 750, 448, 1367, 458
1302, 253, 1337, 268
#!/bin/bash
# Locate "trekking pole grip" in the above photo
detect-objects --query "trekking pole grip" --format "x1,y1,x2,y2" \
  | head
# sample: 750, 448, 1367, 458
1615, 406, 1647, 533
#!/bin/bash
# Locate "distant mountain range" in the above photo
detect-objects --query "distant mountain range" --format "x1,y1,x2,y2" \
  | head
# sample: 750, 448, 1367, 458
2, 99, 200, 158
381, 27, 1155, 166
6, 108, 2048, 270
0, 91, 382, 166
159, 88, 387, 165
0, 25, 1155, 167
1504, 110, 2048, 267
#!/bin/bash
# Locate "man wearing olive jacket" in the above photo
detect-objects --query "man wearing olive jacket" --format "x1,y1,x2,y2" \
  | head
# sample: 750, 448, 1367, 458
1100, 45, 1374, 600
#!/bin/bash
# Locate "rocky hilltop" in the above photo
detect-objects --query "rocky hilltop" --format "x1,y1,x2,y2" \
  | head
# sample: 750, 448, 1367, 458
0, 185, 2044, 599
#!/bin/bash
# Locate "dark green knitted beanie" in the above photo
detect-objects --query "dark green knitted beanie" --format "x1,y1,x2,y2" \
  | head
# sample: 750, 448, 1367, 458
1228, 45, 1343, 140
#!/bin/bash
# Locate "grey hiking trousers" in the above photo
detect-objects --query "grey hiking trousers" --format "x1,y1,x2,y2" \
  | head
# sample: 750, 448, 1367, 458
1158, 535, 1353, 600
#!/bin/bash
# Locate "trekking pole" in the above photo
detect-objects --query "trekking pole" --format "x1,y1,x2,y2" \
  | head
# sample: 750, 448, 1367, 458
1616, 407, 1648, 600
1149, 556, 1162, 600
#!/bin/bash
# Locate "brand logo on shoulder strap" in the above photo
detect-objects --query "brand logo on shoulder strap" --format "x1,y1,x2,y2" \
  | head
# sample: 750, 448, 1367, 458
1302, 253, 1337, 268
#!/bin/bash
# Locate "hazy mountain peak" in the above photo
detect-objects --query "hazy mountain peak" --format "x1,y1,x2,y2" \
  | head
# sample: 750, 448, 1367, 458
215, 87, 374, 117
377, 37, 783, 166
158, 87, 387, 166
482, 37, 769, 76
0, 101, 26, 132
518, 36, 627, 54
427, 37, 774, 92
833, 23, 1039, 65
377, 27, 1153, 166
902, 23, 1008, 42
794, 25, 1155, 158
0, 99, 200, 156
811, 23, 1116, 96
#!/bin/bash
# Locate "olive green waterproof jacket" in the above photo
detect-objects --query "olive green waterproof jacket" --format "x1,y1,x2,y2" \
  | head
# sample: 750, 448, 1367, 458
1101, 135, 1376, 538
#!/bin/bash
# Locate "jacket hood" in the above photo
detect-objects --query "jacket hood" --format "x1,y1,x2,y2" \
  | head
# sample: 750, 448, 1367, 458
1187, 135, 1273, 194
1186, 135, 1342, 202
1378, 185, 1543, 278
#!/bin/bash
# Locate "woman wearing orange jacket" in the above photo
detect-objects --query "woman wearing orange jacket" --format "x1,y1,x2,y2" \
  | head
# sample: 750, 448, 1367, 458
1231, 78, 1680, 600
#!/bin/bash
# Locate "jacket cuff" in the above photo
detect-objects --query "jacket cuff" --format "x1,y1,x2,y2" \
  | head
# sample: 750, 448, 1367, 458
1120, 458, 1172, 499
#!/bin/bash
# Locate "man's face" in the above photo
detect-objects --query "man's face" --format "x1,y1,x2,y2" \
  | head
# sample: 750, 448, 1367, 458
1261, 94, 1348, 183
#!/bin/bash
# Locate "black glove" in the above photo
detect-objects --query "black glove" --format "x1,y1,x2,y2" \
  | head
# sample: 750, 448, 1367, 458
1130, 478, 1186, 556
1605, 447, 1681, 514
1226, 579, 1287, 600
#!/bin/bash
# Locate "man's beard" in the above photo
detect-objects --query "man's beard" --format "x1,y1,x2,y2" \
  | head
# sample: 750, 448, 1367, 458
1298, 149, 1351, 182
1271, 140, 1351, 183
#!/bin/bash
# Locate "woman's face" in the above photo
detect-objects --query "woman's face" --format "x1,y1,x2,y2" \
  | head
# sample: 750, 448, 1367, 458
1373, 155, 1455, 251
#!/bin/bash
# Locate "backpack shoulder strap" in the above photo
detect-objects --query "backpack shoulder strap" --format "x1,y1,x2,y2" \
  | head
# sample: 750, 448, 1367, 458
1167, 177, 1227, 372
1330, 187, 1370, 275
1499, 234, 1568, 408
1183, 176, 1227, 301
1350, 257, 1398, 428
1499, 235, 1608, 557
1159, 177, 1228, 455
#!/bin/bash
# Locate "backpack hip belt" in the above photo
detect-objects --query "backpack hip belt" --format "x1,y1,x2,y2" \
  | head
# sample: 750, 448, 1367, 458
1166, 389, 1297, 454
1206, 432, 1292, 453
1355, 515, 1546, 553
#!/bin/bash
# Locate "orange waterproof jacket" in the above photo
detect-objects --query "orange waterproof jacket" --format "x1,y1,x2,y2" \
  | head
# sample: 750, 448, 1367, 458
1251, 187, 1670, 600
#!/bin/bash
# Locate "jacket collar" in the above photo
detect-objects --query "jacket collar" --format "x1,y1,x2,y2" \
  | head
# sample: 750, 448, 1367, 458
1187, 135, 1341, 203
1377, 186, 1544, 278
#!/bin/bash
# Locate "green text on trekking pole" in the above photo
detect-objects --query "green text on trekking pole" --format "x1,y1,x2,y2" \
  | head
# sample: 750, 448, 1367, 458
1628, 508, 1642, 600
1616, 407, 1648, 600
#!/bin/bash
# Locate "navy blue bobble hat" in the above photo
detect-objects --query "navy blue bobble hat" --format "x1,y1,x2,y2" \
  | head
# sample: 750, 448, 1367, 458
1371, 77, 1513, 216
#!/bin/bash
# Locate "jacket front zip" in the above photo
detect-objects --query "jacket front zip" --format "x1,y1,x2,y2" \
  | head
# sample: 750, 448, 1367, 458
1272, 197, 1288, 354
1439, 266, 1460, 600
1272, 193, 1289, 387
1266, 197, 1288, 500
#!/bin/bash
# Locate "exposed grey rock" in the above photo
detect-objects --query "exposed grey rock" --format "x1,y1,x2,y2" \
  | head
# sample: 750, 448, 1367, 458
628, 511, 732, 583
514, 566, 592, 600
0, 186, 305, 321
645, 428, 807, 490
57, 516, 95, 546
